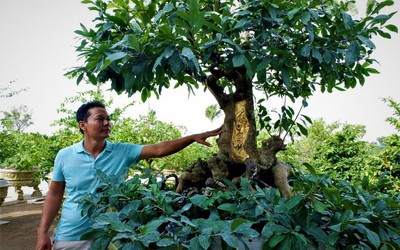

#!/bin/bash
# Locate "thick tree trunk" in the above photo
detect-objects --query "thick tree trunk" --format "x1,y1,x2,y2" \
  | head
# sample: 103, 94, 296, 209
175, 73, 292, 197
218, 92, 258, 161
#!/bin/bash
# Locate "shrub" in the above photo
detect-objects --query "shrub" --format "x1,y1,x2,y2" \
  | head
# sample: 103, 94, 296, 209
79, 165, 400, 249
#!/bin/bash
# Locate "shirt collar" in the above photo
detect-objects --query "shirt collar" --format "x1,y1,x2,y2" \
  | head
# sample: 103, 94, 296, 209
74, 140, 113, 153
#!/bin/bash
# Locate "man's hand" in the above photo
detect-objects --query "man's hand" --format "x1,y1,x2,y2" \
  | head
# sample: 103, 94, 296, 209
139, 126, 223, 160
35, 232, 52, 250
192, 126, 223, 147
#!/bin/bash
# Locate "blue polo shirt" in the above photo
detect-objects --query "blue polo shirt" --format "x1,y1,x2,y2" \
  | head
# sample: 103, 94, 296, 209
52, 140, 143, 241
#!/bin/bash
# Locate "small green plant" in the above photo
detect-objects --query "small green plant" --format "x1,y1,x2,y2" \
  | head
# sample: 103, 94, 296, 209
80, 165, 400, 249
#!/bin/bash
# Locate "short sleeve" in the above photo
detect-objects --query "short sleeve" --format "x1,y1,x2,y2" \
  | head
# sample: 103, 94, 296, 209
52, 151, 65, 182
126, 143, 144, 166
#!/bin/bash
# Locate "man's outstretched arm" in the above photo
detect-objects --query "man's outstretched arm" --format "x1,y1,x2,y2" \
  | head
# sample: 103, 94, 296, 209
138, 126, 222, 160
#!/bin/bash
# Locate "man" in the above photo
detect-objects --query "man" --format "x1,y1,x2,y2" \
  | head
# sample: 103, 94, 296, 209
36, 101, 222, 250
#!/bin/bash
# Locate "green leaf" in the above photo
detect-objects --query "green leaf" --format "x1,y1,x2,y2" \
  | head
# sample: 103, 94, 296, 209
91, 237, 112, 250
77, 73, 84, 84
261, 222, 275, 238
301, 114, 312, 124
351, 218, 372, 223
385, 24, 398, 33
286, 194, 306, 210
305, 225, 328, 243
190, 194, 209, 209
301, 11, 310, 24
221, 231, 240, 248
311, 200, 330, 213
329, 223, 342, 232
181, 215, 198, 228
126, 34, 140, 51
312, 48, 322, 63
81, 229, 107, 240
376, 29, 392, 39
323, 50, 332, 63
341, 10, 354, 29
356, 224, 381, 248
106, 52, 127, 62
218, 203, 237, 213
357, 35, 376, 49
141, 231, 161, 247
189, 237, 202, 250
345, 42, 360, 65
141, 89, 150, 102
199, 234, 211, 250
144, 219, 164, 232
281, 68, 291, 88
156, 237, 176, 247
287, 8, 300, 20
373, 14, 390, 24
110, 220, 132, 232
231, 219, 260, 238
154, 2, 174, 23
307, 23, 314, 42
303, 163, 317, 176
366, 67, 380, 74
182, 47, 200, 71
169, 52, 184, 75
268, 234, 286, 248
233, 54, 245, 67
231, 218, 248, 231
153, 46, 175, 70
300, 44, 311, 57
366, 0, 377, 15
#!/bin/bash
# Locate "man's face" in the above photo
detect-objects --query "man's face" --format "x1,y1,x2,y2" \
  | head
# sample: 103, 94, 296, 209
80, 107, 111, 139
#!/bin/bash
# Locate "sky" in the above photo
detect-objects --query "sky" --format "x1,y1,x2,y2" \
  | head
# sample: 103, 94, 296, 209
0, 0, 399, 142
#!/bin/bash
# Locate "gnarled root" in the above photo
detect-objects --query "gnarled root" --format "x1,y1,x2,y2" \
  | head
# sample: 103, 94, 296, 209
271, 161, 292, 197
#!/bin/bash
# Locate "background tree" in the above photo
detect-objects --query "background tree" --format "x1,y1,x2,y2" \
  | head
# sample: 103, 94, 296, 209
67, 0, 397, 195
112, 109, 217, 172
371, 97, 400, 191
310, 122, 372, 181
0, 105, 33, 132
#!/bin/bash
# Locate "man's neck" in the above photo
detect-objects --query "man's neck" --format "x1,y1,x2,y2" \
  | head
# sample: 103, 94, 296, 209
83, 138, 106, 159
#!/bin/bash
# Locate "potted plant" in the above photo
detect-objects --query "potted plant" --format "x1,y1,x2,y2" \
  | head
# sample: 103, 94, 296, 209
0, 131, 58, 200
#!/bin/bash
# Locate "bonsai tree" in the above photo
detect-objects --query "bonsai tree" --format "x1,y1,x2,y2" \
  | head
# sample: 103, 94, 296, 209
66, 0, 397, 196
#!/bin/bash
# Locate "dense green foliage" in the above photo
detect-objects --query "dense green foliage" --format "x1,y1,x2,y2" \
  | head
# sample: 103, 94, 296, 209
279, 118, 400, 194
80, 167, 400, 249
0, 131, 58, 181
111, 110, 217, 172
67, 0, 397, 136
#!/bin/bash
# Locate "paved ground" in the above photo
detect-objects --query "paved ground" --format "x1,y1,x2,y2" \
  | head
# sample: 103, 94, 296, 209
0, 201, 57, 250
0, 181, 55, 250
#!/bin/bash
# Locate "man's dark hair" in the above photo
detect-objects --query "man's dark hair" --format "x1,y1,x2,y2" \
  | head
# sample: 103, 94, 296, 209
76, 101, 106, 134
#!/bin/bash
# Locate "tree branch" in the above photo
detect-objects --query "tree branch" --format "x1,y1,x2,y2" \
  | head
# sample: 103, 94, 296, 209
206, 73, 228, 108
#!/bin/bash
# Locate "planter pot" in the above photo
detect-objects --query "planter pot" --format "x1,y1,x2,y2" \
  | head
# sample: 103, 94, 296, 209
0, 168, 42, 201
0, 178, 11, 206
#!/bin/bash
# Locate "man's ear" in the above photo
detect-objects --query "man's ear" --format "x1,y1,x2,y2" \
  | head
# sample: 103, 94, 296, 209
79, 121, 86, 132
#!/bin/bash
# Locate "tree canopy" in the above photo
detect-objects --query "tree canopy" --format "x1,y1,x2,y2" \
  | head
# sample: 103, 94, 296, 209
67, 0, 397, 118
64, 0, 399, 150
